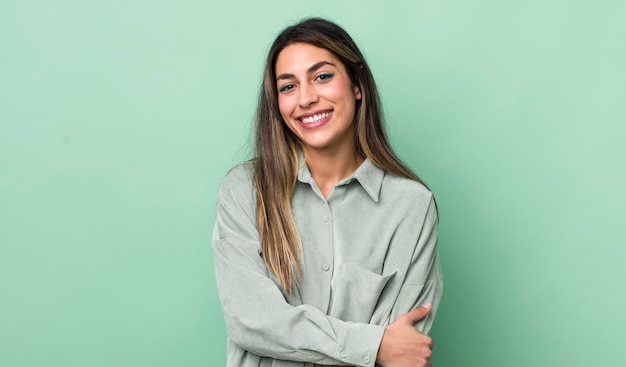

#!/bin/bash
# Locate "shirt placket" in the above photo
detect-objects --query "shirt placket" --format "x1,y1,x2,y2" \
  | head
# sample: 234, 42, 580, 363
317, 199, 334, 313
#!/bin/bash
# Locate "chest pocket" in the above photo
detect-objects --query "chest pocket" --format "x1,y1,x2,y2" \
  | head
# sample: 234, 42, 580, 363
329, 262, 396, 323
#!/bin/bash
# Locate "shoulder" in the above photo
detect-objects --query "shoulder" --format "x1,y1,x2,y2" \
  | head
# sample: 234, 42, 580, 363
222, 161, 255, 186
218, 161, 256, 204
379, 172, 437, 224
382, 172, 433, 204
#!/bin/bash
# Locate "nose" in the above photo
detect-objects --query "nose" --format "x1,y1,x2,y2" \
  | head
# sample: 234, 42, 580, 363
298, 83, 318, 108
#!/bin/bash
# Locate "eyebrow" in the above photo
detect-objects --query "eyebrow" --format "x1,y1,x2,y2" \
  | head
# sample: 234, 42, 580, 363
276, 61, 336, 81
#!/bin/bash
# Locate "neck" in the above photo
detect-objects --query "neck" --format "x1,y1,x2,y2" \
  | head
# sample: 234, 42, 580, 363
302, 144, 365, 199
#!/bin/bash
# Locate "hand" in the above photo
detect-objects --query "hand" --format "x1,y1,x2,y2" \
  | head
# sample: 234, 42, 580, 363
375, 303, 434, 367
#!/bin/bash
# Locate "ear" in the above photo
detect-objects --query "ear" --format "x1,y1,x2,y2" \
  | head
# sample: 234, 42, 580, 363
354, 85, 362, 100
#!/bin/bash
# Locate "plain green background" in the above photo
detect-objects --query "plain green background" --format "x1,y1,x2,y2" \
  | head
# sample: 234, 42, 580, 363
1, 0, 624, 366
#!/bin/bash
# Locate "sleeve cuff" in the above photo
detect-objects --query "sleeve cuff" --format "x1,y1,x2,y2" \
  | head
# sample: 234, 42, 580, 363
336, 322, 385, 367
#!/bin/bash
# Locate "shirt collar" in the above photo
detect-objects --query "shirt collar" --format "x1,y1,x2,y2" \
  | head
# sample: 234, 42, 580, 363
297, 152, 385, 202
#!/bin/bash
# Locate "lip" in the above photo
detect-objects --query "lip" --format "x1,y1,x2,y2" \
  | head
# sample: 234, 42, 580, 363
296, 109, 333, 130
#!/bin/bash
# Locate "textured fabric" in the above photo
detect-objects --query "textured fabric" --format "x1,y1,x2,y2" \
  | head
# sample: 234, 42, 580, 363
212, 157, 443, 367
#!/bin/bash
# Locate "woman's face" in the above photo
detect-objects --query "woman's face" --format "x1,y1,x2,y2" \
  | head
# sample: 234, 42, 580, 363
275, 42, 361, 155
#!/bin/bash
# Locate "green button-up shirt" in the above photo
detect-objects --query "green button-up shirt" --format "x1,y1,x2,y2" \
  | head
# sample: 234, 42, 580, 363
212, 157, 442, 367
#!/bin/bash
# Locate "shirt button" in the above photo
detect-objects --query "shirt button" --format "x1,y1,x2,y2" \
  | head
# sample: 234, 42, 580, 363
363, 356, 370, 363
340, 350, 348, 358
322, 215, 329, 222
322, 263, 330, 271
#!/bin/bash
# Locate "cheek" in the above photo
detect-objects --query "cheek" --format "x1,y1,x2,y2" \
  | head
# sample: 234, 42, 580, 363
277, 95, 292, 118
277, 96, 297, 133
329, 82, 356, 106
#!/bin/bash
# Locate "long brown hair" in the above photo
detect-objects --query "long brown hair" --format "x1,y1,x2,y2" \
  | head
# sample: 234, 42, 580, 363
254, 18, 429, 294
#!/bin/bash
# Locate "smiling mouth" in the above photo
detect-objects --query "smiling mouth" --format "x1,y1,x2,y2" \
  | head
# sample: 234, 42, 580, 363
299, 111, 332, 124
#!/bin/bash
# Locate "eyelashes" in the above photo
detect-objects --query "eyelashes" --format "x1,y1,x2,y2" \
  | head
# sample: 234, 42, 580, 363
278, 73, 335, 93
279, 84, 295, 92
316, 73, 334, 82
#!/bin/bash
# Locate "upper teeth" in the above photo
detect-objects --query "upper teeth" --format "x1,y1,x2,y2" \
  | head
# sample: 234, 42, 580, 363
301, 112, 331, 124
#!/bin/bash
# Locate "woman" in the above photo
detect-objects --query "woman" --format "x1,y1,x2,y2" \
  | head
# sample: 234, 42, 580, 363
212, 18, 443, 367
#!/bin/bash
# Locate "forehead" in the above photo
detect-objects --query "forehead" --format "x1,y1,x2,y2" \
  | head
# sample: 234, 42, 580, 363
275, 42, 343, 74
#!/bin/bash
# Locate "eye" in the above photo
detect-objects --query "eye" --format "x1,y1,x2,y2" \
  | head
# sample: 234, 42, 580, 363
279, 83, 295, 93
315, 73, 334, 83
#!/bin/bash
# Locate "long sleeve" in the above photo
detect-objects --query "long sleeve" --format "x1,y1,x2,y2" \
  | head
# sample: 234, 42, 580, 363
385, 196, 443, 333
212, 165, 384, 366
